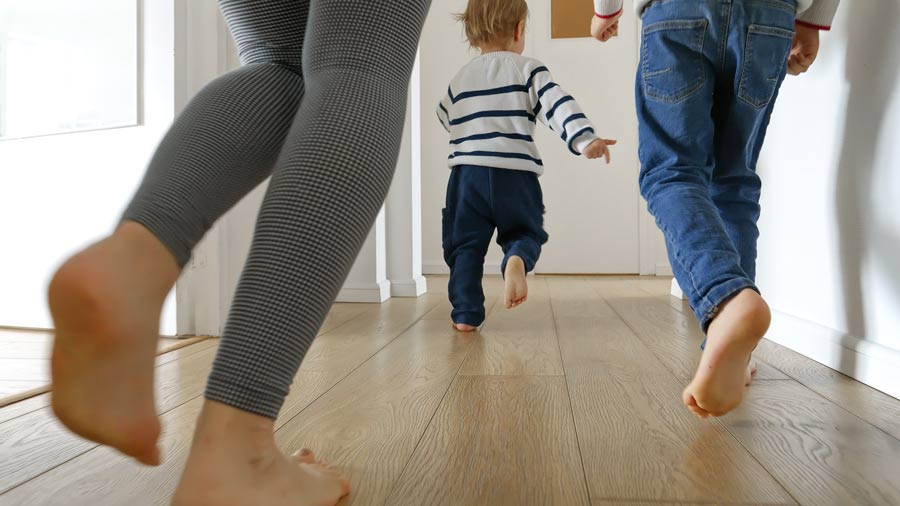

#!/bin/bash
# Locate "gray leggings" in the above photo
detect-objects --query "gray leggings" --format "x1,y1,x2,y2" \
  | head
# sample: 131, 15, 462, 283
122, 0, 431, 419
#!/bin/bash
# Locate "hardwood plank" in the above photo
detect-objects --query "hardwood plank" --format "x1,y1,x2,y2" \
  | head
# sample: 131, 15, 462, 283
592, 278, 657, 298
0, 340, 52, 359
0, 344, 219, 494
0, 302, 411, 505
592, 502, 794, 506
546, 276, 617, 318
548, 281, 793, 504
318, 303, 371, 335
0, 360, 49, 382
388, 375, 590, 506
723, 380, 900, 505
459, 278, 565, 376
0, 394, 51, 425
299, 295, 440, 374
752, 339, 900, 442
274, 319, 476, 506
0, 339, 219, 422
605, 296, 789, 381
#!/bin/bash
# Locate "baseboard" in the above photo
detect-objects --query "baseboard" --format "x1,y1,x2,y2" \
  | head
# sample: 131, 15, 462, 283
670, 278, 687, 300
767, 311, 900, 400
336, 280, 391, 303
655, 263, 674, 276
390, 276, 428, 297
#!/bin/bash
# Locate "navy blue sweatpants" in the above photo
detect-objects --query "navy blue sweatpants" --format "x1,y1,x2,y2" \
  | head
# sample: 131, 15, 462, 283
442, 165, 549, 326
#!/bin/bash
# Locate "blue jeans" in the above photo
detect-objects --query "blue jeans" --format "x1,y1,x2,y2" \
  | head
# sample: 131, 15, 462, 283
442, 165, 549, 326
637, 0, 796, 332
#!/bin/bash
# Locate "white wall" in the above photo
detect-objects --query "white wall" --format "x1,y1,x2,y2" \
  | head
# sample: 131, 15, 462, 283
419, 0, 667, 275
0, 1, 177, 333
756, 2, 900, 393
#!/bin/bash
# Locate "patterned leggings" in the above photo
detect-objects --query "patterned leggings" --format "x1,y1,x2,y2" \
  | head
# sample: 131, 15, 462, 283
122, 0, 431, 418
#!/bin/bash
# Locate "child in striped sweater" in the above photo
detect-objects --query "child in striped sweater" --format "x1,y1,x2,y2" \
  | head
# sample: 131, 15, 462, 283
438, 0, 616, 331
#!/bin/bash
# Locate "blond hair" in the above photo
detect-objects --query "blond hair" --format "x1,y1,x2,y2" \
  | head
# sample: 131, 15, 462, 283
456, 0, 528, 48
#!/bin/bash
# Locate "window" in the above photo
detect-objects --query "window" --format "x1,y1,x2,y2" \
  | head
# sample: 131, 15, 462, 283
0, 0, 139, 139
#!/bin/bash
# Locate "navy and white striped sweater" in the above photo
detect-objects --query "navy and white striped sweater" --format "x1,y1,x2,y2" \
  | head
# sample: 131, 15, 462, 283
437, 51, 599, 176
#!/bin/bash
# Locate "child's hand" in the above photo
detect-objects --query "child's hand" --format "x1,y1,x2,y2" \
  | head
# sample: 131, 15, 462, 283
591, 13, 621, 42
787, 24, 820, 75
583, 138, 617, 164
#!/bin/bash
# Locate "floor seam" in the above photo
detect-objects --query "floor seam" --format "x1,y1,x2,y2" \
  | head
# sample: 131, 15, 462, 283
547, 278, 594, 505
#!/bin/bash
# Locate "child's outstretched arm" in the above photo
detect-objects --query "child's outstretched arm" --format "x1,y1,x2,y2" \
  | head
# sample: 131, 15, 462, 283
436, 90, 452, 132
591, 0, 623, 42
528, 65, 615, 162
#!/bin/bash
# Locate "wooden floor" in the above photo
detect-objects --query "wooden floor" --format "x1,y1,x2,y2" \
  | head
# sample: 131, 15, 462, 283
0, 328, 208, 406
1, 276, 899, 505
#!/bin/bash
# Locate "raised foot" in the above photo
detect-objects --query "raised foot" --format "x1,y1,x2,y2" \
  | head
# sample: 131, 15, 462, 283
49, 222, 179, 465
173, 401, 350, 506
453, 322, 478, 332
683, 289, 770, 418
504, 256, 528, 309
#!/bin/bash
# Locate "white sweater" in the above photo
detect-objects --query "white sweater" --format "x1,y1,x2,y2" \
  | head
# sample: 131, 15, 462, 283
594, 0, 841, 29
437, 52, 599, 176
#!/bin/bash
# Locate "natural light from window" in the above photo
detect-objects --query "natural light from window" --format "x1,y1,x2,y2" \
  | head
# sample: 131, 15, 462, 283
0, 0, 139, 140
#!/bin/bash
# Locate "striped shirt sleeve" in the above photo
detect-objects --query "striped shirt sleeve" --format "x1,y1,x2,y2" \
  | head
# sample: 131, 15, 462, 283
436, 89, 452, 132
594, 0, 623, 18
527, 66, 599, 156
796, 0, 840, 30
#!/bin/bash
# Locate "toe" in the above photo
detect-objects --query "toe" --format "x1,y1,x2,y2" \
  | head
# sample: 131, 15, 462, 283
291, 448, 316, 464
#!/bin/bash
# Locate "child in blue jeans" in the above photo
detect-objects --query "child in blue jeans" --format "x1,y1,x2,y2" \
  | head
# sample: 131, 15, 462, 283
592, 0, 840, 417
439, 0, 616, 331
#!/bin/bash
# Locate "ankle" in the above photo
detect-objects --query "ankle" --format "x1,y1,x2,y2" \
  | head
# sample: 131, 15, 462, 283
192, 401, 277, 456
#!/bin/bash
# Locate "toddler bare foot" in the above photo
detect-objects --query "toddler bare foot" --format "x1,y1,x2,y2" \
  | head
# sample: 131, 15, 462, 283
172, 401, 350, 506
49, 221, 179, 465
682, 289, 770, 418
504, 256, 527, 309
453, 322, 477, 332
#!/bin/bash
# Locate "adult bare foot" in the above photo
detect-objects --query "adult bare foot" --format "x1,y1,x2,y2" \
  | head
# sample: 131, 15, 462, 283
172, 401, 350, 506
504, 256, 527, 309
48, 221, 179, 465
682, 289, 770, 418
453, 322, 477, 332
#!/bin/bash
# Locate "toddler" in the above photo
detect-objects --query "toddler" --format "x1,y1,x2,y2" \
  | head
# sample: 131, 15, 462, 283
438, 0, 615, 331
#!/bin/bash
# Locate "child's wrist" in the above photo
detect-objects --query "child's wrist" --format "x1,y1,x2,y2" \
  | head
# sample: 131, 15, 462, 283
595, 7, 623, 19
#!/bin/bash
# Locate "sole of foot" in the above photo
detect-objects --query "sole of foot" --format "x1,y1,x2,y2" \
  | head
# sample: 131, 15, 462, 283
49, 222, 179, 465
683, 288, 770, 418
453, 323, 478, 332
504, 256, 528, 309
172, 401, 350, 506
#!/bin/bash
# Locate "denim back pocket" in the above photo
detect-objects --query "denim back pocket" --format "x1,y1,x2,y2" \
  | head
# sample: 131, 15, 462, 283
641, 18, 708, 104
737, 24, 795, 109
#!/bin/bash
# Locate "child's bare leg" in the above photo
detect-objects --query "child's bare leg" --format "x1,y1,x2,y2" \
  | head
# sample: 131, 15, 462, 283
682, 289, 770, 417
503, 255, 527, 309
172, 401, 349, 506
48, 221, 179, 465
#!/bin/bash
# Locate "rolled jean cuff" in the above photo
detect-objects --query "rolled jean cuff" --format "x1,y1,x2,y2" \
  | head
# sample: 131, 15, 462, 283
696, 277, 760, 335
451, 309, 485, 327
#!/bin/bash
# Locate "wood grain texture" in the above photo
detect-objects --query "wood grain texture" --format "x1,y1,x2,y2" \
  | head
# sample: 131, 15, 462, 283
723, 380, 900, 506
605, 296, 789, 381
551, 284, 794, 504
0, 302, 400, 505
459, 277, 565, 375
0, 344, 219, 494
753, 338, 900, 441
275, 319, 476, 506
388, 375, 590, 506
